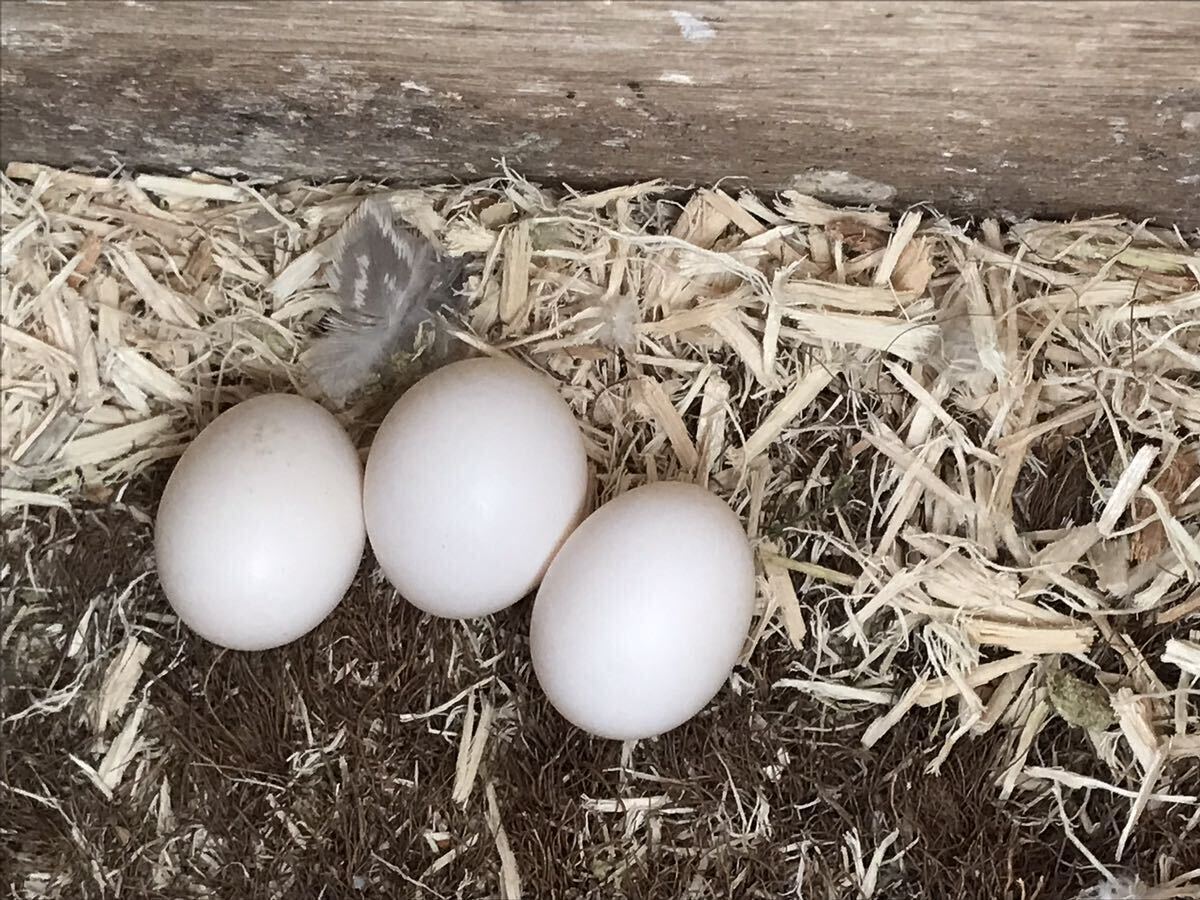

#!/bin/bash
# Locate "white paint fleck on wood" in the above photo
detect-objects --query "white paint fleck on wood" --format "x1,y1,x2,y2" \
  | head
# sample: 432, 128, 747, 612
670, 10, 716, 42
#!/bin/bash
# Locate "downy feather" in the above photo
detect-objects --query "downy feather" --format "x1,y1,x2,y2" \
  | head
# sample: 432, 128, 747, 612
307, 198, 459, 402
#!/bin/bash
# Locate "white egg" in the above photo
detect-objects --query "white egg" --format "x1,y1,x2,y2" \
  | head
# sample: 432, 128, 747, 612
530, 481, 755, 740
364, 357, 589, 618
155, 394, 365, 651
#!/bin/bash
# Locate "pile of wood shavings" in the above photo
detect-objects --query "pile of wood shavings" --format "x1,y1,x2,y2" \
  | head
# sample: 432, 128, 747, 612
3, 162, 1199, 880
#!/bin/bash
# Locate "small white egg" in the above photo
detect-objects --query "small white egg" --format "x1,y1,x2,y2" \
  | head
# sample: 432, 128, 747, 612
530, 481, 755, 740
155, 394, 365, 650
364, 357, 589, 618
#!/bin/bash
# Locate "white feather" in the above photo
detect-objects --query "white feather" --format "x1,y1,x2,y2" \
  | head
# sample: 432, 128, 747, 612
307, 198, 459, 402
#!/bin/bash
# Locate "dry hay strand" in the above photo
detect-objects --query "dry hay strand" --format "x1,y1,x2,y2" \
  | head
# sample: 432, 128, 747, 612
3, 162, 1200, 898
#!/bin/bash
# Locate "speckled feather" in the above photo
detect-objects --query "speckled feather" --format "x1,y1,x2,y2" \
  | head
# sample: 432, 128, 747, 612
307, 198, 459, 402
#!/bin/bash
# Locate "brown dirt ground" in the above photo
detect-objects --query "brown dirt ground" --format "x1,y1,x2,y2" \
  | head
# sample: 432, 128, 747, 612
3, 471, 1198, 899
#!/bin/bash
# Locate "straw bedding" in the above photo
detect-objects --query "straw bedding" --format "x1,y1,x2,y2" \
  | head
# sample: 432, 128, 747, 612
2, 162, 1198, 898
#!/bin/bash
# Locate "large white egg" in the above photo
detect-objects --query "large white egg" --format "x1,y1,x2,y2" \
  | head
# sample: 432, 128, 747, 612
155, 394, 365, 651
363, 357, 589, 618
531, 481, 755, 740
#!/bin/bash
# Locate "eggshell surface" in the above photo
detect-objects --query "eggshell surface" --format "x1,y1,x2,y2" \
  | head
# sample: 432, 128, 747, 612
530, 481, 755, 740
155, 394, 365, 651
363, 357, 589, 618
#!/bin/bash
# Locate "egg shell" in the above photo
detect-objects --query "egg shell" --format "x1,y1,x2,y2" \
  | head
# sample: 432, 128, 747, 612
530, 481, 755, 740
363, 357, 589, 618
155, 394, 365, 651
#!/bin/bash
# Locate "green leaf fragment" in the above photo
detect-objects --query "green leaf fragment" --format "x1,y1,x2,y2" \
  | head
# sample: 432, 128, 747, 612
1047, 667, 1116, 730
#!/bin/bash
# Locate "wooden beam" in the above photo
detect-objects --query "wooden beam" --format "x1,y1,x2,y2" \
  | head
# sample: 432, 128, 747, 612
2, 1, 1198, 224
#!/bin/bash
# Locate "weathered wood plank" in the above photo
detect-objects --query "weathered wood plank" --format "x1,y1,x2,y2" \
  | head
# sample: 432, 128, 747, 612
2, 1, 1198, 224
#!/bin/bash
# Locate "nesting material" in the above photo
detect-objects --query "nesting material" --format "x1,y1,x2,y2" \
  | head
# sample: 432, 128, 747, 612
2, 162, 1199, 893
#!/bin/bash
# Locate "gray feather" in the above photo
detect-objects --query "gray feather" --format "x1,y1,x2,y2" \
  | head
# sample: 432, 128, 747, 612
307, 198, 459, 402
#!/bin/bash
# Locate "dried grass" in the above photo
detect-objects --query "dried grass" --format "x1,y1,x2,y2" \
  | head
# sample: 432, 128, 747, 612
2, 162, 1199, 898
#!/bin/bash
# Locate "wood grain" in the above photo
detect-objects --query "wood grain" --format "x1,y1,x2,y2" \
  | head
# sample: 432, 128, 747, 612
2, 1, 1198, 224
